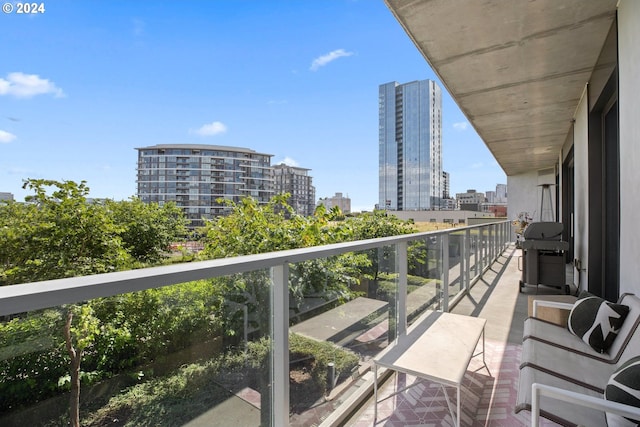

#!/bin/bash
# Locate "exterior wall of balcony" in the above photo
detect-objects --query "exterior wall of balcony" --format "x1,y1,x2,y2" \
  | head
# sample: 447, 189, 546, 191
506, 170, 538, 240
618, 0, 640, 296
572, 87, 590, 291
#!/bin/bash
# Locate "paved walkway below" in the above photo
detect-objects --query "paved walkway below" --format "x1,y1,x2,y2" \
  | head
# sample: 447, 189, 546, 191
290, 297, 388, 344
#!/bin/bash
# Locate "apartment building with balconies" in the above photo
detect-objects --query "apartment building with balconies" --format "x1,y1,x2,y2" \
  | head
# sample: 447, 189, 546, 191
136, 144, 273, 228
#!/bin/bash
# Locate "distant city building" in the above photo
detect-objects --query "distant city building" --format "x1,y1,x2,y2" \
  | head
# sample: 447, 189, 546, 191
389, 209, 496, 226
495, 183, 507, 203
0, 192, 14, 202
441, 198, 457, 210
442, 171, 450, 199
441, 171, 455, 210
481, 203, 507, 217
379, 79, 443, 211
136, 144, 273, 228
456, 189, 486, 211
273, 163, 316, 216
482, 183, 507, 217
318, 192, 351, 214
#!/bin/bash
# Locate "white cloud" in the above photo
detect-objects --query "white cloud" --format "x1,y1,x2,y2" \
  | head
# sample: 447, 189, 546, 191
0, 72, 65, 98
471, 162, 484, 169
276, 157, 299, 167
0, 130, 16, 143
310, 49, 354, 71
453, 122, 469, 131
190, 121, 228, 136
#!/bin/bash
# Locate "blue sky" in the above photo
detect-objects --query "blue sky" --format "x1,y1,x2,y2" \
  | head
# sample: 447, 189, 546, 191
1, 0, 505, 212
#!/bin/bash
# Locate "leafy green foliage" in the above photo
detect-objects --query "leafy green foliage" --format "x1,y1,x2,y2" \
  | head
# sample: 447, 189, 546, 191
0, 180, 131, 285
0, 310, 68, 411
0, 179, 193, 414
0, 179, 188, 286
81, 334, 358, 426
200, 195, 341, 258
106, 198, 188, 264
0, 188, 418, 421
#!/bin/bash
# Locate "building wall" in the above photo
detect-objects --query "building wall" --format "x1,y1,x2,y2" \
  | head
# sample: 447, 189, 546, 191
379, 80, 442, 210
572, 86, 590, 290
495, 184, 507, 203
318, 192, 351, 214
455, 189, 485, 211
273, 164, 316, 216
618, 0, 640, 296
136, 144, 273, 227
379, 82, 399, 210
442, 171, 450, 199
507, 171, 539, 240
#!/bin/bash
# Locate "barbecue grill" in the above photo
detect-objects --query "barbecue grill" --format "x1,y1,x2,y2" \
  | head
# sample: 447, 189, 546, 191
519, 222, 570, 294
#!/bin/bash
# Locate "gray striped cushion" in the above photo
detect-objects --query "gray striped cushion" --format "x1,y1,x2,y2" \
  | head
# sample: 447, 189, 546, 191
605, 356, 640, 427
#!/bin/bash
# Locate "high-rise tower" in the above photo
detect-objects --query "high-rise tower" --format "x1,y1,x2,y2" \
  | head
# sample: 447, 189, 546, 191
378, 79, 442, 210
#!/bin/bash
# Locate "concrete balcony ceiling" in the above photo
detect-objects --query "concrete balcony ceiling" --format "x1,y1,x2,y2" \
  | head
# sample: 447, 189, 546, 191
385, 0, 617, 175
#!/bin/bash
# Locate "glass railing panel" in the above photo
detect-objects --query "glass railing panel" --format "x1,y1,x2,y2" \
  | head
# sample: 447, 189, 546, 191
406, 235, 443, 327
287, 247, 397, 427
0, 272, 272, 427
469, 230, 479, 283
0, 220, 513, 427
447, 231, 465, 303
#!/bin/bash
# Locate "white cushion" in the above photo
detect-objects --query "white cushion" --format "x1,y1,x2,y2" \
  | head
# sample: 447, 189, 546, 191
516, 366, 606, 427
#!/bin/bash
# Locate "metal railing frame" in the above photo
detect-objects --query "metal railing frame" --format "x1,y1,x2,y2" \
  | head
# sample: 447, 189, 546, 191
0, 220, 511, 427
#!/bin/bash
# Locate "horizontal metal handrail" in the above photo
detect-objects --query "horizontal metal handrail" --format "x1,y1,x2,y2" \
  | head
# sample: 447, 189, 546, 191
0, 220, 509, 317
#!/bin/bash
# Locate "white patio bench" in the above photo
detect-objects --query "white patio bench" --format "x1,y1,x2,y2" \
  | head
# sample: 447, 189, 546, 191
516, 293, 640, 426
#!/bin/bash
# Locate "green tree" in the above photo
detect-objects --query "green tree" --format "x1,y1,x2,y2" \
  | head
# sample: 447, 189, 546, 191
0, 179, 192, 423
106, 197, 188, 264
63, 304, 99, 427
200, 196, 366, 426
344, 210, 417, 282
0, 179, 131, 286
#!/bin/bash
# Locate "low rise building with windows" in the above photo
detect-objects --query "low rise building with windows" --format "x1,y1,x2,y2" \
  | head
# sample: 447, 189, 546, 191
317, 192, 351, 214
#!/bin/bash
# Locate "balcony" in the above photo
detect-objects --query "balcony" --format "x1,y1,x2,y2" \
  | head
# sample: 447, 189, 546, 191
0, 220, 570, 427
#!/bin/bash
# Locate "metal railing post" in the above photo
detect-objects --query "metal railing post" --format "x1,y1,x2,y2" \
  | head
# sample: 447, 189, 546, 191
479, 227, 485, 275
493, 224, 498, 261
442, 233, 449, 312
397, 241, 408, 336
271, 263, 289, 427
464, 229, 471, 291
489, 224, 497, 264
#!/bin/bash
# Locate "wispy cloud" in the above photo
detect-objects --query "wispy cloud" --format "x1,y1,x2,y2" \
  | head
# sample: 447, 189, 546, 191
471, 162, 484, 169
0, 72, 65, 98
8, 167, 34, 176
0, 130, 16, 143
453, 122, 469, 131
267, 99, 288, 105
276, 156, 299, 167
310, 49, 354, 71
132, 18, 145, 36
190, 121, 228, 136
